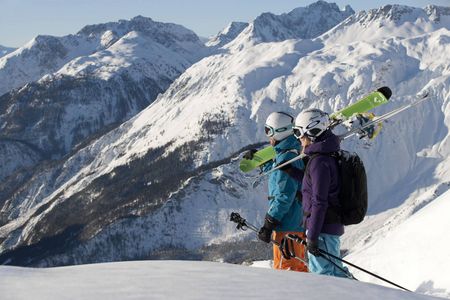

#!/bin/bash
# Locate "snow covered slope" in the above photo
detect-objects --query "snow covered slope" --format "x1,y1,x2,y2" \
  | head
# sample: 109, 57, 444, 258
0, 3, 450, 296
346, 188, 450, 298
0, 16, 209, 181
0, 261, 442, 299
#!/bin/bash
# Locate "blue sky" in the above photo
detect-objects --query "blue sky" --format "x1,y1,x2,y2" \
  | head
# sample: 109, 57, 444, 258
1, 0, 450, 47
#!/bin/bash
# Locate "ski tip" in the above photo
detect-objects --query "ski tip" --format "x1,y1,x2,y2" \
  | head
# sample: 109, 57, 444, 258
377, 86, 392, 100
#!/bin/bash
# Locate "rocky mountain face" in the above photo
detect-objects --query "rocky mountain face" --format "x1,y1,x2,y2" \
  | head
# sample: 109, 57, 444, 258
0, 6, 450, 294
0, 16, 209, 181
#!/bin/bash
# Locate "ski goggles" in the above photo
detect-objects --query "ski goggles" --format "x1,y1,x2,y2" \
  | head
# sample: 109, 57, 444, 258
293, 126, 306, 138
264, 124, 292, 137
293, 126, 321, 139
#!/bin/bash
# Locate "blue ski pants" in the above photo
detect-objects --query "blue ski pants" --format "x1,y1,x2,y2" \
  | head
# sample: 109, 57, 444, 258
307, 233, 350, 278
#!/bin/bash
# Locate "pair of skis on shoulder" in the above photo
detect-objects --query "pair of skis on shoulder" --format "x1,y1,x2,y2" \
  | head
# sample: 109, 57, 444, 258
239, 87, 431, 187
239, 86, 392, 173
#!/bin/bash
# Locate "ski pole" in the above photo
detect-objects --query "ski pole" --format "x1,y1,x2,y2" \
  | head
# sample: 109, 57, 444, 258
229, 212, 308, 265
285, 234, 411, 292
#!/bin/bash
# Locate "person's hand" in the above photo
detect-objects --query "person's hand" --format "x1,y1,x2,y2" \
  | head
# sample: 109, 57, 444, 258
258, 226, 272, 243
243, 149, 258, 160
307, 239, 321, 257
257, 214, 280, 243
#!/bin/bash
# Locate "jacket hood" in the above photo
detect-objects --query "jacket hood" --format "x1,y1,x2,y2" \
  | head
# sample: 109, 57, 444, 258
304, 130, 340, 155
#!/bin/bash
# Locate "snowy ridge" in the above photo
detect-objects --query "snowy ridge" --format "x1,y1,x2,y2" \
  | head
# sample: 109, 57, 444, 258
0, 16, 207, 96
0, 2, 450, 297
206, 22, 249, 48
0, 45, 16, 58
225, 1, 354, 49
322, 4, 450, 44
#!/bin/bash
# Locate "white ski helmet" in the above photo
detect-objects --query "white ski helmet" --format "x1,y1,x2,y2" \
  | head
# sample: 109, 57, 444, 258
294, 108, 330, 140
264, 112, 294, 141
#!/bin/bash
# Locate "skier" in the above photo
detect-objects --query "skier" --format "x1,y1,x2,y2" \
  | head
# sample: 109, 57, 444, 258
290, 108, 349, 277
245, 111, 308, 272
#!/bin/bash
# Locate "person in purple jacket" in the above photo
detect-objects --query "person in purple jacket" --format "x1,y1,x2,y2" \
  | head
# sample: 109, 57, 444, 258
291, 108, 349, 277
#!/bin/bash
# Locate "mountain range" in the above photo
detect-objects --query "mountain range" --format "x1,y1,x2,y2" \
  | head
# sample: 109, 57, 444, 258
0, 1, 449, 296
0, 16, 209, 182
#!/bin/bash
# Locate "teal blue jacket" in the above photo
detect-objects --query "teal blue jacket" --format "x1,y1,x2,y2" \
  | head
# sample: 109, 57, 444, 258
262, 135, 305, 232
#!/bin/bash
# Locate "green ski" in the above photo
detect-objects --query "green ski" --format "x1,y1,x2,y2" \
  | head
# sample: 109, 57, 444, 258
239, 146, 276, 173
239, 87, 391, 173
330, 86, 391, 122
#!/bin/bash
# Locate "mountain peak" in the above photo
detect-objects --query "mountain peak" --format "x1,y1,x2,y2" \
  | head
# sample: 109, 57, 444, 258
226, 0, 354, 48
130, 15, 154, 22
77, 16, 155, 37
289, 0, 354, 15
356, 4, 428, 25
321, 3, 450, 45
424, 5, 450, 23
206, 21, 249, 48
77, 16, 201, 47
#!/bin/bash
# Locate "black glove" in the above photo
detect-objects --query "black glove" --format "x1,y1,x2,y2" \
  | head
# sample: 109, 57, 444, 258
307, 239, 321, 257
243, 149, 258, 160
258, 227, 272, 244
257, 214, 280, 244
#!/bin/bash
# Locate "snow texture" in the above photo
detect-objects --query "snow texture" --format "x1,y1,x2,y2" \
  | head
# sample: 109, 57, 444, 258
0, 261, 442, 300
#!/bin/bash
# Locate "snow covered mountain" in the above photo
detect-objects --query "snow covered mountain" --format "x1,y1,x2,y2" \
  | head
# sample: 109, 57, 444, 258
0, 16, 206, 96
206, 22, 249, 48
0, 16, 209, 181
226, 0, 354, 49
322, 4, 450, 44
208, 0, 353, 50
0, 261, 442, 300
1, 1, 450, 297
0, 45, 16, 58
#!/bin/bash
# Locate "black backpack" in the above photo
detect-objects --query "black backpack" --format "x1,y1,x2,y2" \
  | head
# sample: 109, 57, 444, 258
305, 150, 368, 225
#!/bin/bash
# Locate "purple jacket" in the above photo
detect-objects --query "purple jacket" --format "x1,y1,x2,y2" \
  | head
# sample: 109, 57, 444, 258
302, 130, 344, 241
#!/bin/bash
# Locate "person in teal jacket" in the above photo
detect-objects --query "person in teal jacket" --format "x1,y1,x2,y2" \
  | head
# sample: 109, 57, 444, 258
246, 111, 308, 272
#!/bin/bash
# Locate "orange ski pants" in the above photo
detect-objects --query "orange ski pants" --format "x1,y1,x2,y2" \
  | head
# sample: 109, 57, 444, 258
272, 231, 308, 272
